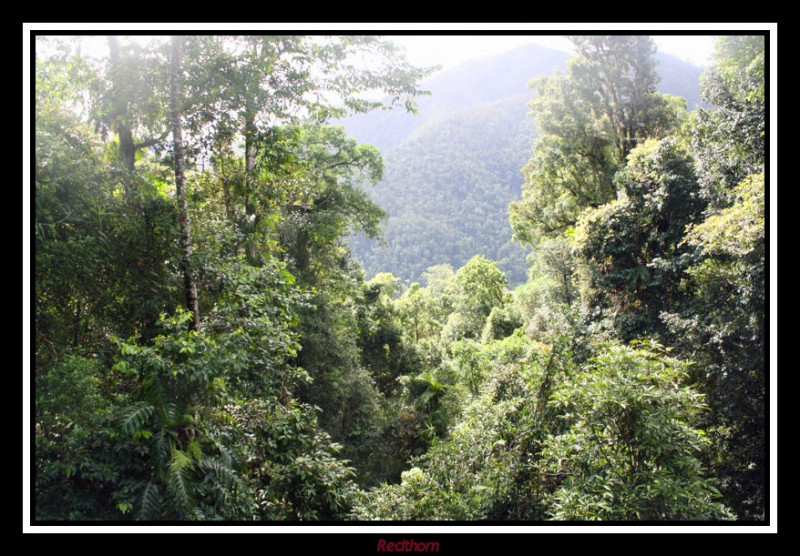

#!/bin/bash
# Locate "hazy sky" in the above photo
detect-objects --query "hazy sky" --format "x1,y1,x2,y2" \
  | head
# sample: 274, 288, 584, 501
387, 35, 718, 71
29, 23, 768, 71
54, 34, 717, 71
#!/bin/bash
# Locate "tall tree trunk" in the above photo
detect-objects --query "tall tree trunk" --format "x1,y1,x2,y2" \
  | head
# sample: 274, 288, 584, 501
107, 36, 137, 174
243, 107, 261, 265
244, 109, 257, 217
242, 39, 263, 266
170, 36, 200, 331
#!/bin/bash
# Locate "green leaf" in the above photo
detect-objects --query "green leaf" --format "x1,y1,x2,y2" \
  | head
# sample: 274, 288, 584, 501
120, 402, 155, 435
138, 481, 161, 521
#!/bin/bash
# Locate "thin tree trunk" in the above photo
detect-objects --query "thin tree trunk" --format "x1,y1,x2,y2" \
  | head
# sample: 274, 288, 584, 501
244, 109, 257, 217
242, 38, 263, 266
244, 108, 261, 265
107, 36, 137, 174
170, 36, 200, 331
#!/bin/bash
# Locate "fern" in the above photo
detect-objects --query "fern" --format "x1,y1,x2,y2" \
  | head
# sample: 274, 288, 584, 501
166, 447, 195, 518
167, 468, 192, 518
200, 457, 244, 494
212, 431, 234, 467
162, 400, 179, 426
151, 430, 172, 472
169, 447, 193, 474
168, 459, 192, 517
142, 375, 164, 404
198, 457, 254, 519
187, 438, 202, 462
120, 401, 155, 435
142, 376, 179, 425
137, 480, 162, 521
201, 465, 232, 503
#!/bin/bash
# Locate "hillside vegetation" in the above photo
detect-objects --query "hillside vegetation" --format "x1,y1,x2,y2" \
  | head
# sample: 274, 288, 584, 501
346, 45, 703, 285
33, 35, 764, 522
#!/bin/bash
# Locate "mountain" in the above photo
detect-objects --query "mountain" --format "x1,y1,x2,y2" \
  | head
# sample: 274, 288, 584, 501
351, 94, 537, 285
342, 43, 568, 153
345, 43, 704, 286
656, 52, 704, 109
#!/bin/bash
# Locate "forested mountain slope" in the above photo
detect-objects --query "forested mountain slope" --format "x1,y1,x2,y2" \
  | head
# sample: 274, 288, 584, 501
33, 34, 764, 524
346, 45, 703, 285
351, 95, 536, 284
342, 44, 569, 152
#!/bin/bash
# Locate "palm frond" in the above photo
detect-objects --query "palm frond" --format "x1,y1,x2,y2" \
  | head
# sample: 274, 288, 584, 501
200, 457, 245, 494
137, 480, 162, 520
167, 470, 192, 518
151, 430, 173, 473
120, 401, 155, 435
165, 447, 195, 518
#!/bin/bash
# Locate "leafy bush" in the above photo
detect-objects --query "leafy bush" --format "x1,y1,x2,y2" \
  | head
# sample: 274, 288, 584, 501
542, 342, 734, 520
354, 341, 733, 521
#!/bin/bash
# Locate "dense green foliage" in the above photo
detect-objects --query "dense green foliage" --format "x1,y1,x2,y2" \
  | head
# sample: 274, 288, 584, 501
351, 96, 535, 285
509, 36, 687, 245
347, 46, 702, 286
34, 35, 432, 520
574, 138, 705, 340
355, 340, 733, 521
33, 35, 765, 523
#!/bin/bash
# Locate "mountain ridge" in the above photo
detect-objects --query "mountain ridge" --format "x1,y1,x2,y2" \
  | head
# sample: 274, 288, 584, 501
344, 43, 704, 285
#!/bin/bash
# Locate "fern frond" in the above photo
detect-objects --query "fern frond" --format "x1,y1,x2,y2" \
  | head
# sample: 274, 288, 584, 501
198, 457, 251, 518
151, 430, 172, 473
212, 431, 234, 467
169, 447, 193, 474
137, 480, 161, 521
216, 441, 233, 467
200, 457, 245, 494
142, 377, 179, 425
142, 376, 165, 406
120, 401, 155, 435
187, 438, 202, 462
167, 470, 192, 518
165, 445, 196, 518
164, 401, 180, 426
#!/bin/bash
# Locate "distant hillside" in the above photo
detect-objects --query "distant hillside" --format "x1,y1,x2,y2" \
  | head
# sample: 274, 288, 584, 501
342, 43, 568, 152
656, 52, 703, 108
351, 95, 536, 285
345, 43, 704, 285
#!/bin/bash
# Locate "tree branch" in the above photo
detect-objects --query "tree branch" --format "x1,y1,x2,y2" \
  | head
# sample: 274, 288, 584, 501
134, 129, 171, 150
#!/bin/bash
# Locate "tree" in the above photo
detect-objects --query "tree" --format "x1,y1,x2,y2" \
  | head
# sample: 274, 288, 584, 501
170, 36, 200, 331
510, 36, 685, 244
34, 35, 430, 521
433, 256, 510, 345
574, 139, 705, 341
568, 36, 670, 162
354, 340, 733, 521
542, 342, 734, 520
182, 35, 432, 265
663, 36, 766, 520
692, 36, 765, 207
35, 45, 182, 352
275, 125, 385, 280
356, 273, 418, 396
35, 33, 763, 523
454, 256, 508, 327
95, 37, 171, 178
662, 173, 765, 519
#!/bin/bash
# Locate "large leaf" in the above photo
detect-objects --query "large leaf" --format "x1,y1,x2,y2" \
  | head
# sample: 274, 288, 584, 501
119, 401, 155, 435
